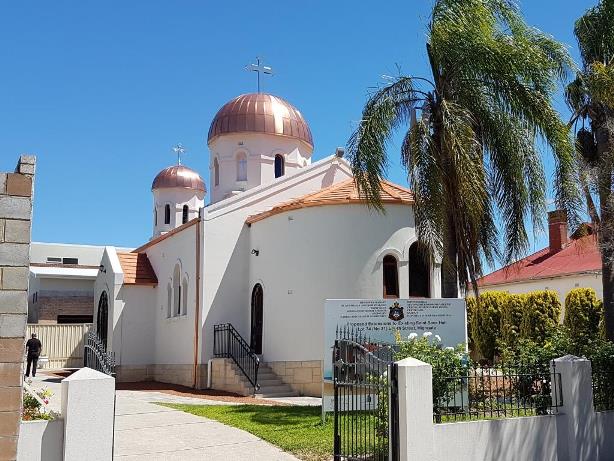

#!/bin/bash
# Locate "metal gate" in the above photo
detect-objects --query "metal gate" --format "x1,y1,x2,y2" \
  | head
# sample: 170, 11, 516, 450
84, 330, 116, 376
333, 329, 399, 461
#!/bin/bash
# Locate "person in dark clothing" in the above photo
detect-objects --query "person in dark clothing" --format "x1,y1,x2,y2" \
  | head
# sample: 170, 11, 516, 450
25, 333, 42, 378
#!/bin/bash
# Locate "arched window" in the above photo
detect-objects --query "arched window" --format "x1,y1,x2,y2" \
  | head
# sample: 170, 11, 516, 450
274, 154, 285, 178
251, 284, 264, 354
173, 264, 181, 316
182, 205, 189, 224
164, 204, 171, 225
236, 152, 247, 181
408, 242, 430, 297
182, 277, 188, 315
167, 283, 172, 318
214, 157, 220, 186
154, 207, 158, 226
383, 255, 399, 298
96, 291, 109, 348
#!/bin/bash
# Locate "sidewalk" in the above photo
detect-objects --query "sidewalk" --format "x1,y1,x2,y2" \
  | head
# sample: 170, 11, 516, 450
113, 394, 299, 460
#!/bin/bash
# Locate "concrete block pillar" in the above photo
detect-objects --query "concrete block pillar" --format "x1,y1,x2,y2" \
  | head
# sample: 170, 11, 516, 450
553, 355, 595, 461
0, 155, 35, 461
396, 357, 433, 461
61, 367, 115, 461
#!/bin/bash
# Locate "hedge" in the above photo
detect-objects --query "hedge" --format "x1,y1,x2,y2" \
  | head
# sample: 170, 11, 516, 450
467, 289, 561, 361
564, 288, 603, 340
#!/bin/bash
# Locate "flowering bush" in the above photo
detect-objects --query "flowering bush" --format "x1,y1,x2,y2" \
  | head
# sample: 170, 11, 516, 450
395, 332, 470, 414
22, 386, 56, 421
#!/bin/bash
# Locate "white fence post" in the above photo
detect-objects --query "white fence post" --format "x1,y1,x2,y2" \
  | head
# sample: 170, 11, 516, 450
61, 367, 115, 461
553, 355, 595, 461
396, 357, 434, 461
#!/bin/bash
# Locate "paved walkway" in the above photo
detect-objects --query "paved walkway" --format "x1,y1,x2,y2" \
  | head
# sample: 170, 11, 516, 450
29, 372, 302, 460
113, 394, 299, 460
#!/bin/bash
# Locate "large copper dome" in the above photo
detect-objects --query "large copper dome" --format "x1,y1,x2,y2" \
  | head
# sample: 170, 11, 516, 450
152, 165, 206, 192
207, 93, 313, 147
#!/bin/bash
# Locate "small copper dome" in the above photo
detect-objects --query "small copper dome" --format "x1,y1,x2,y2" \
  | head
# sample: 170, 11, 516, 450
152, 165, 206, 192
207, 93, 313, 147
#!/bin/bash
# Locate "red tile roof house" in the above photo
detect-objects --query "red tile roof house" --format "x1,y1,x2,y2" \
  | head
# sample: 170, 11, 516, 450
476, 211, 602, 317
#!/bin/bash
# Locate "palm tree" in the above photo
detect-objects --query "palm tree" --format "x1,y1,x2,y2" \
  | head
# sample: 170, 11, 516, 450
348, 0, 579, 297
566, 0, 614, 339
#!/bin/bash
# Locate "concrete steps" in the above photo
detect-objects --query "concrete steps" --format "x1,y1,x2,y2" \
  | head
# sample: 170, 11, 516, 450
254, 364, 298, 398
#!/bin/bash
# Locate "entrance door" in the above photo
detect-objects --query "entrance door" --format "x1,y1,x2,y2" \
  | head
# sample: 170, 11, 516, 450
96, 291, 109, 349
250, 284, 263, 354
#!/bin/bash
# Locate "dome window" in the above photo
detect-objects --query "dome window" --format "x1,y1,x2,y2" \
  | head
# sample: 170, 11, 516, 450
236, 152, 247, 181
164, 205, 171, 225
214, 158, 220, 186
182, 205, 189, 224
274, 155, 285, 178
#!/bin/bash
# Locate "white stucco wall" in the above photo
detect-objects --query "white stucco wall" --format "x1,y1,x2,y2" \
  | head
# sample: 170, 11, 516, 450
93, 247, 124, 352
200, 155, 352, 362
248, 203, 438, 363
30, 242, 106, 265
144, 223, 199, 366
209, 132, 313, 203
481, 272, 603, 304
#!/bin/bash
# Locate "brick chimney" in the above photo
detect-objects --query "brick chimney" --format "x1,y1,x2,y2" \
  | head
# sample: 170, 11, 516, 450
548, 210, 568, 252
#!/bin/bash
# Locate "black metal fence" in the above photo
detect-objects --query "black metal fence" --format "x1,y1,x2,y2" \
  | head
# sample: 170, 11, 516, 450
433, 362, 563, 423
213, 323, 260, 392
592, 360, 614, 412
84, 330, 116, 377
333, 327, 399, 461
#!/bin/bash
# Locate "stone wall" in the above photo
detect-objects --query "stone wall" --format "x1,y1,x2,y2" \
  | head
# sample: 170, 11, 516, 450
209, 358, 251, 395
115, 364, 207, 389
268, 360, 322, 396
0, 155, 35, 461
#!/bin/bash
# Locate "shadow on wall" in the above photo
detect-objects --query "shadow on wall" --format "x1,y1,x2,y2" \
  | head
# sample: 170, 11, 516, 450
203, 225, 251, 359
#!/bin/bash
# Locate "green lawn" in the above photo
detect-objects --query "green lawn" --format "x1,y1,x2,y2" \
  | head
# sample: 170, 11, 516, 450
161, 404, 333, 461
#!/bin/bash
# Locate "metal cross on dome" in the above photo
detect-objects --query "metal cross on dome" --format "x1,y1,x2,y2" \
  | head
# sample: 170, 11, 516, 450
172, 143, 187, 165
246, 57, 274, 93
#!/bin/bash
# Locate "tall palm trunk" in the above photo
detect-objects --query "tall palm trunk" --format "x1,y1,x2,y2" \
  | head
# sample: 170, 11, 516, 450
596, 112, 614, 339
441, 218, 459, 297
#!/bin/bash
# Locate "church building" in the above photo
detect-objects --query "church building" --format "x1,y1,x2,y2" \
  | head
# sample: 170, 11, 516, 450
93, 92, 440, 396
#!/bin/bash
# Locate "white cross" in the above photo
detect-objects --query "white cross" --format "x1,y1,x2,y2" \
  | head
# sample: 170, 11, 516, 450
247, 57, 273, 93
172, 143, 186, 165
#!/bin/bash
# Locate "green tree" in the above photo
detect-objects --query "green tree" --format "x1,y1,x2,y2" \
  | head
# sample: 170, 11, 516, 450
566, 0, 614, 340
348, 0, 578, 297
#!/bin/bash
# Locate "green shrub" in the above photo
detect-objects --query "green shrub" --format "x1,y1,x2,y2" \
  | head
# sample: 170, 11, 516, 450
471, 292, 506, 361
520, 290, 561, 344
500, 293, 525, 349
564, 288, 603, 341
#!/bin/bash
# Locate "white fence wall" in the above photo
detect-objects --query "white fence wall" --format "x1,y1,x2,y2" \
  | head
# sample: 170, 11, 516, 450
397, 356, 614, 461
26, 324, 91, 369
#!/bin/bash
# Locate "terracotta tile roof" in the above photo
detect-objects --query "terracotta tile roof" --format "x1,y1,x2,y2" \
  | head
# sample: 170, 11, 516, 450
117, 252, 158, 286
246, 178, 414, 224
477, 234, 601, 287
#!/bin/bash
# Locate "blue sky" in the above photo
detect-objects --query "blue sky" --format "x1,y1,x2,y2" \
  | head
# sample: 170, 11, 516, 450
0, 0, 595, 260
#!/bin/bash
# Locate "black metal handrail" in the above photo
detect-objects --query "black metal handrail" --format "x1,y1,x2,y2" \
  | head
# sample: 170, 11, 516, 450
84, 330, 116, 376
213, 323, 260, 392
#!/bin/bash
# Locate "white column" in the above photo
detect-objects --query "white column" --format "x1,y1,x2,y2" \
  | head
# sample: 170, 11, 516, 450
552, 355, 595, 461
61, 367, 115, 461
396, 357, 434, 461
